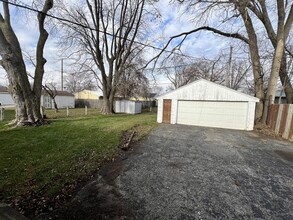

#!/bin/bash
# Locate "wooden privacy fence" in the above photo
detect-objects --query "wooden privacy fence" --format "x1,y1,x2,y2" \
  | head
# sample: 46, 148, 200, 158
267, 104, 293, 141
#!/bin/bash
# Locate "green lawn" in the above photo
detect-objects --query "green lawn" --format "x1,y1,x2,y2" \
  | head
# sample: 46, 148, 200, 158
0, 109, 157, 203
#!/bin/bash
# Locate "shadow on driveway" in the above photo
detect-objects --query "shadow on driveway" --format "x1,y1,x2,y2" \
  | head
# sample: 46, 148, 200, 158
37, 124, 293, 219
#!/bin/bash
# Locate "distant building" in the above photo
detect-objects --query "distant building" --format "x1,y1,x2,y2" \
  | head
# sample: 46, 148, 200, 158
115, 100, 142, 114
275, 90, 287, 104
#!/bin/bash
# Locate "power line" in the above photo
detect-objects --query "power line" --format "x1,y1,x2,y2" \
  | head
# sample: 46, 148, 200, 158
2, 0, 201, 61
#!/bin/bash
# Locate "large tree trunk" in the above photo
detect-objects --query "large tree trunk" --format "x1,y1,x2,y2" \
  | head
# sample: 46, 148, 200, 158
101, 98, 111, 114
33, 0, 53, 121
0, 0, 53, 126
1, 51, 39, 125
262, 38, 285, 123
101, 83, 115, 114
238, 5, 265, 122
261, 1, 286, 123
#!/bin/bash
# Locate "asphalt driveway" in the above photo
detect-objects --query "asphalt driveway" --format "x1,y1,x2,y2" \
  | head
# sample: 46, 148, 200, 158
39, 124, 293, 219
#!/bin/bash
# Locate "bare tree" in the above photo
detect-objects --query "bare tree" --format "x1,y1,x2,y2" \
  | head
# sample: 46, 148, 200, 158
116, 70, 149, 99
229, 60, 251, 90
43, 83, 58, 112
0, 0, 53, 125
58, 0, 147, 114
161, 55, 249, 91
115, 58, 150, 99
160, 56, 198, 89
65, 71, 97, 93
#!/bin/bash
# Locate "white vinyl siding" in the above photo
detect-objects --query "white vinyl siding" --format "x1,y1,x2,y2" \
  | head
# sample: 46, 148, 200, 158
0, 93, 14, 106
177, 101, 248, 130
115, 100, 142, 114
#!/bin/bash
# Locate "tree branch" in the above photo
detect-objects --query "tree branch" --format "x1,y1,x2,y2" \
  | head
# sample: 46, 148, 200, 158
284, 3, 293, 40
145, 26, 249, 69
3, 0, 10, 25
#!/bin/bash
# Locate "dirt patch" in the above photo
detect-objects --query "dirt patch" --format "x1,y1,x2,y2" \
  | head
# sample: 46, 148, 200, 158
254, 123, 282, 139
118, 130, 136, 151
118, 124, 156, 151
275, 150, 293, 163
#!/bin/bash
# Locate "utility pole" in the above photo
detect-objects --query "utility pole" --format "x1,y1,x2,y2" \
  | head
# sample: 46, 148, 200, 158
61, 58, 64, 91
226, 46, 233, 88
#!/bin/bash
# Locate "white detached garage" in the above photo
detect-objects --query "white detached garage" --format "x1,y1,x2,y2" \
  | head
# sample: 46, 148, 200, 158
157, 79, 259, 131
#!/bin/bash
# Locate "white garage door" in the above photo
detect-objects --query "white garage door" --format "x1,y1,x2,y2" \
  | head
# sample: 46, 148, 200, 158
177, 101, 248, 130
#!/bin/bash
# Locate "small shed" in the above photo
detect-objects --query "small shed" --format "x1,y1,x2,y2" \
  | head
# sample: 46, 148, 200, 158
157, 79, 259, 131
115, 100, 142, 114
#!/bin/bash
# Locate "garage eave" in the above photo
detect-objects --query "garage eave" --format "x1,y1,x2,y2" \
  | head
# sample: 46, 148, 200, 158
156, 79, 259, 103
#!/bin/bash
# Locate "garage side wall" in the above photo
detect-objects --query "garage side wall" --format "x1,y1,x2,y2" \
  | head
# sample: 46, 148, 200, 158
0, 93, 14, 106
247, 102, 256, 130
171, 100, 178, 124
157, 99, 163, 123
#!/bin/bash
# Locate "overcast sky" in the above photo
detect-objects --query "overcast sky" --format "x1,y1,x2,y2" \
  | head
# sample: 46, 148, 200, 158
0, 0, 241, 90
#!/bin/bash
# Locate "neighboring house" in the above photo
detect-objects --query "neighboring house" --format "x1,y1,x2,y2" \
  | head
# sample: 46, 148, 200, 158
157, 79, 259, 131
0, 86, 14, 106
274, 90, 287, 104
74, 90, 103, 108
42, 90, 75, 109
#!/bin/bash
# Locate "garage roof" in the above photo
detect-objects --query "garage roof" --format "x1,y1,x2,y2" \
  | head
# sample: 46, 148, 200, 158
157, 79, 259, 102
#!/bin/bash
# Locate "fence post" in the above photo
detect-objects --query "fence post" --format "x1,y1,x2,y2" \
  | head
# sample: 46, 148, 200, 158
40, 106, 45, 118
66, 106, 69, 117
85, 105, 88, 115
0, 108, 4, 121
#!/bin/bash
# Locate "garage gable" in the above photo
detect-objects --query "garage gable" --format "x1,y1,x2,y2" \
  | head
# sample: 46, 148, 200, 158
157, 79, 259, 102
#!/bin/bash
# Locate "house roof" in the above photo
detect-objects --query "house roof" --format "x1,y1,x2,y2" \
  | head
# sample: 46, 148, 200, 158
275, 90, 286, 98
157, 79, 259, 102
75, 89, 103, 97
0, 86, 73, 97
149, 93, 157, 98
42, 90, 74, 97
0, 86, 8, 93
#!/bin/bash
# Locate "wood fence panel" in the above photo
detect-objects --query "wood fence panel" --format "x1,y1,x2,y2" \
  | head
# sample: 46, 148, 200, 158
283, 105, 293, 139
289, 116, 293, 141
267, 105, 274, 127
271, 105, 279, 131
280, 105, 289, 134
268, 104, 293, 141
